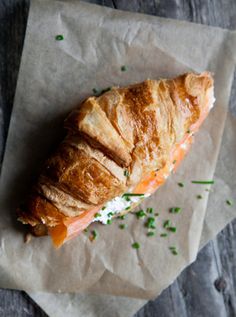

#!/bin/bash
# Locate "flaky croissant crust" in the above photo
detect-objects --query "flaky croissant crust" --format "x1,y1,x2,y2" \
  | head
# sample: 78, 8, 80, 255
18, 72, 213, 228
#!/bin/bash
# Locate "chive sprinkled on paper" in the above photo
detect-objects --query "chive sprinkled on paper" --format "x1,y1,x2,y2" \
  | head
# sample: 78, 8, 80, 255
146, 217, 156, 229
192, 180, 214, 184
147, 231, 155, 237
55, 34, 64, 41
125, 196, 131, 202
146, 207, 153, 214
101, 87, 112, 94
132, 242, 140, 249
91, 230, 98, 241
118, 215, 126, 220
160, 233, 168, 237
170, 207, 181, 214
94, 213, 101, 218
107, 212, 114, 217
136, 210, 146, 218
92, 88, 99, 94
119, 224, 126, 229
121, 65, 127, 72
173, 160, 177, 164
83, 228, 88, 233
169, 246, 178, 255
163, 220, 171, 228
124, 169, 129, 177
178, 182, 184, 187
226, 200, 233, 206
168, 227, 177, 233
196, 195, 202, 199
101, 206, 106, 210
125, 206, 131, 210
107, 219, 112, 225
122, 193, 144, 197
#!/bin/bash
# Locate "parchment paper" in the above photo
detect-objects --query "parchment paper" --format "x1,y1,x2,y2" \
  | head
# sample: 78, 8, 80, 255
0, 0, 236, 306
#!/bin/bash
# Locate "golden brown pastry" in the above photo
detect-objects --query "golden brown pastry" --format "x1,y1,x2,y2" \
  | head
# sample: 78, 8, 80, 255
18, 72, 214, 247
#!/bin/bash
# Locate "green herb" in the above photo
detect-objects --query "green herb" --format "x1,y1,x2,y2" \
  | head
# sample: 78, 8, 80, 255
125, 196, 131, 202
107, 219, 112, 225
55, 34, 64, 41
118, 215, 126, 220
169, 207, 181, 214
119, 224, 126, 229
121, 65, 127, 72
91, 230, 98, 240
125, 206, 131, 210
107, 212, 114, 217
160, 233, 168, 237
94, 213, 101, 218
173, 160, 177, 164
100, 87, 112, 94
102, 206, 106, 210
168, 227, 177, 233
163, 220, 171, 228
196, 195, 202, 199
226, 200, 233, 206
178, 182, 184, 187
146, 217, 156, 229
155, 213, 159, 216
132, 242, 140, 249
122, 193, 144, 197
169, 246, 178, 255
124, 169, 130, 177
147, 231, 155, 237
92, 88, 99, 94
191, 180, 214, 184
136, 210, 146, 218
146, 207, 153, 214
83, 228, 88, 233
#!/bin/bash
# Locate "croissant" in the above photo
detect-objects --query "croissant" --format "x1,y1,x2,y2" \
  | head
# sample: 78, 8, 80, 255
18, 72, 214, 247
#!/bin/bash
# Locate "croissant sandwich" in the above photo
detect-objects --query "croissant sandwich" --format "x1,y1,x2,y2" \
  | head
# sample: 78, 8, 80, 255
18, 72, 215, 247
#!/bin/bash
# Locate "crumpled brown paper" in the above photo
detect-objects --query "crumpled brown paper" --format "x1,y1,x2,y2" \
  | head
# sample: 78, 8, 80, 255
0, 0, 236, 305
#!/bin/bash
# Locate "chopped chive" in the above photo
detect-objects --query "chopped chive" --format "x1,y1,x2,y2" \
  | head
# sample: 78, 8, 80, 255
196, 195, 202, 199
107, 212, 114, 217
146, 207, 153, 214
119, 224, 126, 229
171, 249, 178, 255
136, 210, 146, 218
226, 200, 233, 206
124, 169, 130, 177
160, 233, 168, 237
100, 87, 112, 94
92, 88, 99, 94
125, 196, 131, 202
122, 193, 144, 197
191, 180, 214, 184
163, 220, 171, 228
91, 230, 98, 240
178, 182, 184, 187
107, 219, 112, 225
169, 246, 176, 250
168, 227, 177, 233
118, 215, 126, 220
146, 217, 155, 229
102, 206, 106, 210
173, 160, 177, 164
55, 34, 64, 41
83, 228, 88, 233
132, 242, 140, 249
121, 65, 127, 72
125, 206, 131, 210
94, 213, 101, 218
147, 231, 155, 237
170, 207, 181, 214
